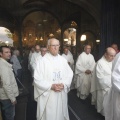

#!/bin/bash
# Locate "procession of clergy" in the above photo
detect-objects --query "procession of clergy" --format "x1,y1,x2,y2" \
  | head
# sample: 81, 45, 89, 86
29, 38, 120, 120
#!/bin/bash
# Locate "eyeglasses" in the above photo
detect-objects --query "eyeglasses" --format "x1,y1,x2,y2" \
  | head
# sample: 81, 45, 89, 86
49, 45, 60, 47
86, 48, 91, 49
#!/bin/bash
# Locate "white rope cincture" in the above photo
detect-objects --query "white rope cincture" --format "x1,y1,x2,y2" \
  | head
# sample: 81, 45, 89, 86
68, 105, 81, 120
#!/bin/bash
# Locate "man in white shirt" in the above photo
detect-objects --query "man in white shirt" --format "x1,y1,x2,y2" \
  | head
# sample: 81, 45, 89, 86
0, 46, 19, 120
34, 46, 48, 68
34, 38, 73, 120
62, 47, 74, 70
28, 47, 35, 71
75, 45, 95, 99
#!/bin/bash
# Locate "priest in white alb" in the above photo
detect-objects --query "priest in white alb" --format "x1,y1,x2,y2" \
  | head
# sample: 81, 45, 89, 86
28, 47, 35, 71
62, 47, 74, 70
30, 45, 41, 76
91, 47, 116, 116
34, 46, 47, 69
103, 52, 120, 120
34, 38, 73, 120
75, 45, 95, 99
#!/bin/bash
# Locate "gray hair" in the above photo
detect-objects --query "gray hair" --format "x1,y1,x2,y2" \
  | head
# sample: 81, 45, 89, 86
13, 50, 19, 55
47, 38, 60, 46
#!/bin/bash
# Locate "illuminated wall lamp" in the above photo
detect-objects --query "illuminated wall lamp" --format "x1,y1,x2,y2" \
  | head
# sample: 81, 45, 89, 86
64, 38, 68, 41
96, 39, 100, 43
5, 41, 9, 44
35, 37, 38, 41
80, 35, 86, 41
24, 38, 27, 41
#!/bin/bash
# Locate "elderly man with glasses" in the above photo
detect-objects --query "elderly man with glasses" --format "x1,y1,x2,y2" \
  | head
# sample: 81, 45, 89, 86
34, 38, 73, 120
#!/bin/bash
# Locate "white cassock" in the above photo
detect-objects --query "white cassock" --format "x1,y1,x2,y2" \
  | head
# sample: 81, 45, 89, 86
62, 53, 74, 70
28, 51, 34, 63
28, 51, 34, 71
91, 56, 112, 116
75, 52, 95, 99
34, 55, 43, 69
34, 53, 73, 120
103, 53, 120, 120
30, 52, 41, 76
68, 50, 73, 57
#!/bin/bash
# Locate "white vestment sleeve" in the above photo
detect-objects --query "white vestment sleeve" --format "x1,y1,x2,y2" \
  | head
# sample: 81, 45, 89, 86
70, 56, 74, 66
62, 61, 73, 93
30, 53, 37, 71
89, 56, 95, 71
34, 60, 52, 99
32, 56, 42, 70
112, 58, 120, 92
75, 55, 86, 74
30, 53, 35, 70
96, 62, 110, 89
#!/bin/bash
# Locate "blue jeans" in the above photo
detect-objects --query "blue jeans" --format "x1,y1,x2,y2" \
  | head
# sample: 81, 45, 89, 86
0, 99, 15, 120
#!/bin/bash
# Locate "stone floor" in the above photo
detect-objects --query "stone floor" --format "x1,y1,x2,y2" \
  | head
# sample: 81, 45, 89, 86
68, 90, 105, 120
25, 88, 105, 120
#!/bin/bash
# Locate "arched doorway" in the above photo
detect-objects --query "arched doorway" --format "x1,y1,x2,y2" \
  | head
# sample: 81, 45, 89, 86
22, 11, 60, 47
62, 21, 77, 58
63, 28, 76, 46
80, 31, 99, 60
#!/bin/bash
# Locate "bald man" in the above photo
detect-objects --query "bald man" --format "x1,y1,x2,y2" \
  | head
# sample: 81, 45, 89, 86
104, 52, 120, 120
75, 45, 95, 99
62, 48, 74, 70
91, 47, 116, 116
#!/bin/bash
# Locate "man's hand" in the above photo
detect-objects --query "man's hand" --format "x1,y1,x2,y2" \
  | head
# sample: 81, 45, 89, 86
51, 84, 60, 92
57, 83, 64, 90
11, 100, 17, 105
85, 70, 91, 74
51, 83, 64, 92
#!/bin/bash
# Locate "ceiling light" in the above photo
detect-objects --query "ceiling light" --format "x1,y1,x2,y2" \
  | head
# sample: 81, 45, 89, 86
56, 28, 61, 33
35, 37, 38, 41
40, 37, 43, 41
38, 23, 42, 26
49, 33, 54, 37
43, 19, 47, 22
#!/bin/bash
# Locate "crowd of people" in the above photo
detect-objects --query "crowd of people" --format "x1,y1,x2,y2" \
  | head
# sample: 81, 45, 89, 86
0, 27, 120, 120
27, 42, 120, 120
74, 43, 120, 120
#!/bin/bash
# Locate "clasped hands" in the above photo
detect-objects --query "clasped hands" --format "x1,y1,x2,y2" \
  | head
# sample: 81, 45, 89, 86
85, 70, 91, 74
51, 83, 64, 92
